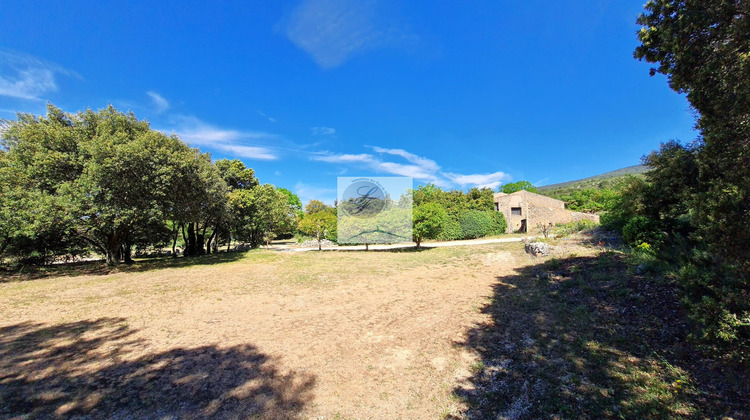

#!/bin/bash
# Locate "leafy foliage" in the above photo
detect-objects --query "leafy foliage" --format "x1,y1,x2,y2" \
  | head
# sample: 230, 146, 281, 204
413, 184, 505, 241
229, 184, 292, 248
0, 105, 299, 265
459, 211, 495, 239
498, 180, 538, 194
553, 219, 599, 237
304, 200, 330, 215
632, 0, 750, 359
298, 211, 337, 250
538, 165, 647, 193
1, 105, 194, 265
412, 203, 447, 248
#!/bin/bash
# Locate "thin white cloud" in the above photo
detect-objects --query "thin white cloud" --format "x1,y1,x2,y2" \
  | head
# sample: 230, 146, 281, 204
312, 146, 511, 190
146, 91, 170, 113
370, 146, 439, 172
311, 126, 336, 135
294, 181, 337, 206
220, 145, 277, 160
443, 171, 511, 190
165, 115, 279, 160
534, 177, 550, 186
257, 111, 276, 123
283, 0, 414, 68
0, 50, 79, 100
312, 152, 372, 163
311, 146, 511, 190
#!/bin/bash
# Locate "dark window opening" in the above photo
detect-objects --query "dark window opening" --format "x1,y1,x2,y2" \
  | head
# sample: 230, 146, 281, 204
511, 207, 522, 216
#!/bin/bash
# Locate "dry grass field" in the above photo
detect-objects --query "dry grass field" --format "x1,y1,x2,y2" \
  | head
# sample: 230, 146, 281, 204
1, 239, 745, 419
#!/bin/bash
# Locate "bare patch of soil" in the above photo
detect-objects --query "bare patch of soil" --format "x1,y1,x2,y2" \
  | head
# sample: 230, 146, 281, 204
0, 243, 530, 418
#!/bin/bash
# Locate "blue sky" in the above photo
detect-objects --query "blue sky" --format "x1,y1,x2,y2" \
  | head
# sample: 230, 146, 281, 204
0, 0, 696, 204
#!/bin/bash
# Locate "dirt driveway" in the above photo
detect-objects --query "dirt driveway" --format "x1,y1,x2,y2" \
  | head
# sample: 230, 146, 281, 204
0, 243, 541, 419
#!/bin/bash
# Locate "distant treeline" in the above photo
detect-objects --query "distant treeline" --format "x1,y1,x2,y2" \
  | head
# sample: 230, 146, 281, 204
540, 176, 639, 214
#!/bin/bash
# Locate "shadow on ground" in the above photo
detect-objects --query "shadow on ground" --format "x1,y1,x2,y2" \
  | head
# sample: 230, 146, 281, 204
451, 252, 748, 419
0, 250, 253, 282
0, 318, 315, 419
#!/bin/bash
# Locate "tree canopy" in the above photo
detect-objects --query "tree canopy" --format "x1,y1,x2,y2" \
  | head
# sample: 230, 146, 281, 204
632, 0, 750, 355
0, 105, 302, 265
498, 181, 538, 194
412, 203, 447, 248
298, 211, 337, 250
412, 184, 505, 241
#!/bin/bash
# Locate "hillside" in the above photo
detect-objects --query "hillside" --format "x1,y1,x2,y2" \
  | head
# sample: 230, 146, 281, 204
539, 165, 647, 193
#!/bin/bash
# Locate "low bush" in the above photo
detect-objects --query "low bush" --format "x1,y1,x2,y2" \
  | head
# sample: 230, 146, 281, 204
459, 210, 494, 239
680, 262, 750, 360
622, 215, 665, 248
436, 216, 463, 241
554, 219, 599, 237
488, 212, 507, 236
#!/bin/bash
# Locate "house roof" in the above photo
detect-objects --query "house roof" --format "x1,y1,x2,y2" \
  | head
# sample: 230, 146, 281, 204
493, 189, 565, 205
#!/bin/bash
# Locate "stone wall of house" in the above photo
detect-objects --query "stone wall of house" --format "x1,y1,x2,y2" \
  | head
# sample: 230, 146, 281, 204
520, 190, 565, 209
494, 190, 599, 233
527, 204, 599, 232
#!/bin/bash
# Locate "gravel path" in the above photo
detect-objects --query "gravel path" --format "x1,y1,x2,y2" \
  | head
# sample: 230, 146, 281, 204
272, 236, 534, 252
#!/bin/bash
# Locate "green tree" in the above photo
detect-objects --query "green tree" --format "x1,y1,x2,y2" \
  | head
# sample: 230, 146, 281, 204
276, 187, 303, 238
229, 184, 289, 248
498, 181, 538, 194
171, 150, 229, 256
1, 105, 197, 265
277, 188, 303, 213
214, 159, 257, 251
298, 211, 337, 250
635, 0, 750, 353
0, 152, 75, 262
412, 184, 507, 241
305, 200, 330, 215
215, 159, 258, 191
412, 203, 447, 249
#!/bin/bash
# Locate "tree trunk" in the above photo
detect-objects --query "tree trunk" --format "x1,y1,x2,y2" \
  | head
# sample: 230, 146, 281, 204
227, 236, 232, 252
196, 233, 205, 255
186, 223, 197, 256
415, 237, 421, 249
105, 233, 120, 266
198, 225, 208, 255
365, 243, 369, 251
123, 243, 134, 264
171, 226, 179, 258
206, 229, 218, 255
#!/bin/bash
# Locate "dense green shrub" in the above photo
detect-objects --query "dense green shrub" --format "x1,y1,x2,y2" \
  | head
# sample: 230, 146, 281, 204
459, 210, 494, 239
680, 263, 750, 358
413, 184, 506, 241
436, 215, 463, 241
622, 216, 665, 248
489, 212, 507, 236
635, 0, 750, 361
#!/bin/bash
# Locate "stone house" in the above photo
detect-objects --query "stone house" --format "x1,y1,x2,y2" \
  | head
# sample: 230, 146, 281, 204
494, 190, 600, 233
